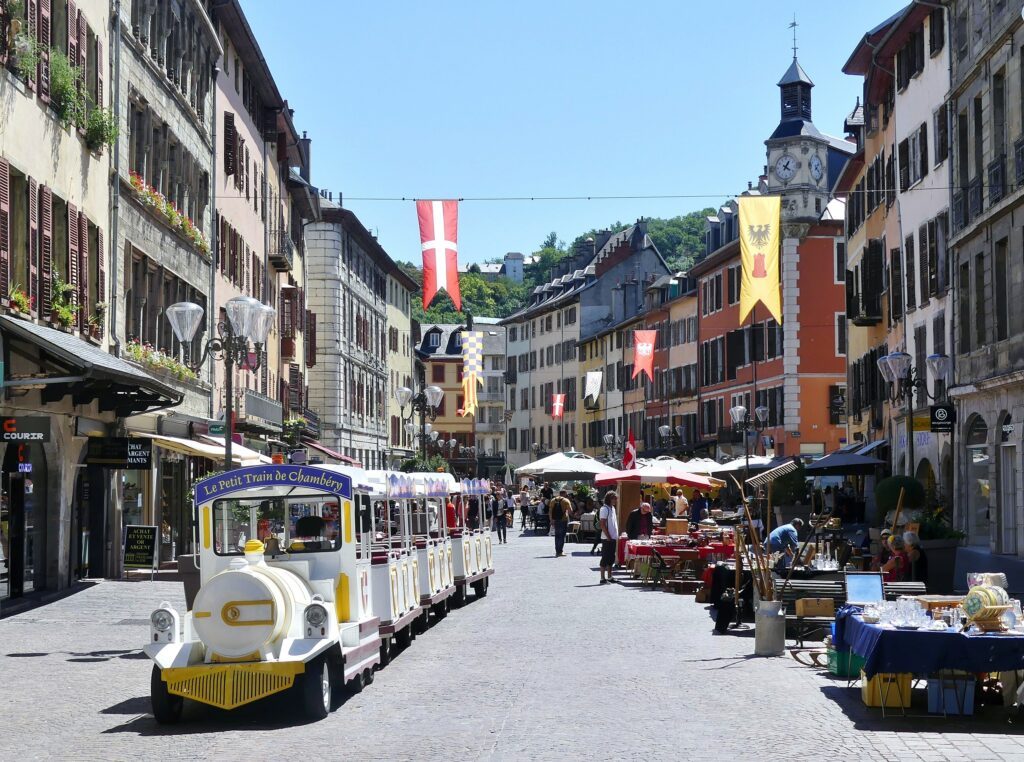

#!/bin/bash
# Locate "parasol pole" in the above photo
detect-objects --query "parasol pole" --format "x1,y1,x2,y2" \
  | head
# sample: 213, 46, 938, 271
890, 487, 906, 536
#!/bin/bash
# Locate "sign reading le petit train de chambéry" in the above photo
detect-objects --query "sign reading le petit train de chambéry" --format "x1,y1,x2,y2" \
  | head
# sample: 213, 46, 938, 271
194, 465, 352, 502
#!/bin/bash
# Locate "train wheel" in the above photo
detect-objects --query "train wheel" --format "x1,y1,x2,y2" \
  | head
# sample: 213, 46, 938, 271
346, 671, 364, 696
472, 580, 484, 598
452, 586, 466, 608
150, 665, 183, 724
363, 667, 374, 686
379, 637, 392, 667
413, 612, 428, 635
300, 656, 331, 720
395, 626, 412, 649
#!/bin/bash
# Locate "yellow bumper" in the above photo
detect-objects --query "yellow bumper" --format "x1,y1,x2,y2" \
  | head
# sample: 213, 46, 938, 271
161, 661, 306, 710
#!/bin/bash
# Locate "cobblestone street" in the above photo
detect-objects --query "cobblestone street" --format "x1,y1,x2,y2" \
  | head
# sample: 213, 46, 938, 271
3, 533, 1024, 761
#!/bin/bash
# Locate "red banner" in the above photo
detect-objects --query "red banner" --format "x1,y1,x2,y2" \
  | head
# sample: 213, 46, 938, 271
631, 330, 657, 382
417, 199, 461, 310
551, 393, 566, 419
623, 429, 637, 470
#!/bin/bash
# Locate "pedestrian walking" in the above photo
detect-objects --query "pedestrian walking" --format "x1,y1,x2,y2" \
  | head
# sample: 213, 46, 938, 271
495, 497, 508, 544
519, 487, 531, 529
550, 489, 573, 557
690, 491, 709, 525
599, 492, 619, 584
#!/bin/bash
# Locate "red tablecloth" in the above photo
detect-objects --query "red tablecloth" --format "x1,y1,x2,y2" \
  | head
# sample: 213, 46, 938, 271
624, 541, 694, 561
697, 543, 735, 560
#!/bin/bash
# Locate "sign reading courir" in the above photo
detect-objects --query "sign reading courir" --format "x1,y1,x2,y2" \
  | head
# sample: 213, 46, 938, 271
86, 437, 154, 469
193, 464, 353, 503
0, 416, 50, 442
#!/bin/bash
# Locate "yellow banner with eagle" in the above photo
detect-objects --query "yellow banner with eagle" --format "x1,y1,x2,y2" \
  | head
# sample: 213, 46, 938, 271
738, 196, 783, 324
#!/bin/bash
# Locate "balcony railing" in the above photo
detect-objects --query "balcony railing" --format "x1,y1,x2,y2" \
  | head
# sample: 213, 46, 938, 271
968, 176, 983, 219
301, 408, 321, 439
988, 155, 1006, 205
269, 229, 294, 272
240, 388, 284, 430
1015, 137, 1024, 187
850, 291, 882, 327
952, 190, 966, 232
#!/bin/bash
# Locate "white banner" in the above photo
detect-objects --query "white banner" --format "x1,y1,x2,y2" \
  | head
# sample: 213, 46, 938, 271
584, 370, 603, 401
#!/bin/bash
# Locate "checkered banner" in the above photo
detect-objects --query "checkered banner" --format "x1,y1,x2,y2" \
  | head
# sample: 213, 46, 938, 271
460, 330, 485, 418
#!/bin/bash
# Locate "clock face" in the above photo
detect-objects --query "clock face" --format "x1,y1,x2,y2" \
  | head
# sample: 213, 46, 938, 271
810, 155, 824, 182
775, 154, 797, 182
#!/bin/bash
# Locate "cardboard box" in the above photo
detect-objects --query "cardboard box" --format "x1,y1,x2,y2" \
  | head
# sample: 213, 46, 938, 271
862, 671, 912, 708
795, 597, 835, 617
664, 518, 689, 535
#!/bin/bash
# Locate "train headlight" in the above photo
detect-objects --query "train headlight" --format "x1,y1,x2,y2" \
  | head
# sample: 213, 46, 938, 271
305, 603, 329, 628
149, 602, 180, 644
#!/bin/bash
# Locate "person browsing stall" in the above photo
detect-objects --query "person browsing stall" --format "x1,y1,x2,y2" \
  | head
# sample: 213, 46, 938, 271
625, 501, 655, 540
767, 517, 803, 569
599, 493, 619, 584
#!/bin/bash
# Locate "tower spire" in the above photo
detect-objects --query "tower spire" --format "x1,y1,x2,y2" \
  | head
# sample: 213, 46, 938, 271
789, 14, 798, 61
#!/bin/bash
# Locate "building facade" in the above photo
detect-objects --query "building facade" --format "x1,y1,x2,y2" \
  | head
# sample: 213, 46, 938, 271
385, 270, 417, 467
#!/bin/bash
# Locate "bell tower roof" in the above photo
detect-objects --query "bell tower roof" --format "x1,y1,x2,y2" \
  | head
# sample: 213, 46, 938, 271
777, 58, 814, 87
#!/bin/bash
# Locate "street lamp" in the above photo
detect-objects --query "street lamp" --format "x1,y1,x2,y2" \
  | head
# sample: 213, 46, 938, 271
395, 383, 445, 458
729, 404, 770, 486
166, 296, 275, 470
877, 351, 950, 476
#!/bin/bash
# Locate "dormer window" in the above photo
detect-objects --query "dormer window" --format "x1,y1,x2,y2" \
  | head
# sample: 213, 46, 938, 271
427, 331, 441, 348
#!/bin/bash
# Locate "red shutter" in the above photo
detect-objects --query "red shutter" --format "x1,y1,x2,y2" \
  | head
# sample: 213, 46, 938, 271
96, 226, 104, 337
25, 0, 37, 91
37, 0, 51, 103
305, 311, 316, 368
0, 158, 9, 302
39, 185, 52, 319
298, 287, 305, 331
76, 9, 85, 69
27, 178, 38, 315
78, 212, 88, 332
95, 39, 103, 108
223, 113, 236, 176
67, 201, 79, 326
66, 1, 77, 68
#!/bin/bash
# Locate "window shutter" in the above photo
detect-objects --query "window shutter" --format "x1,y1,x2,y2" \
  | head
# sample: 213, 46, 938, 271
67, 202, 79, 328
919, 123, 929, 178
78, 211, 88, 331
844, 272, 855, 319
25, 0, 38, 91
305, 311, 316, 368
67, 1, 78, 71
223, 112, 236, 176
39, 185, 53, 319
0, 0, 6, 66
95, 39, 103, 108
918, 224, 929, 303
28, 177, 38, 314
96, 226, 104, 337
38, 0, 51, 103
904, 236, 916, 310
0, 158, 9, 302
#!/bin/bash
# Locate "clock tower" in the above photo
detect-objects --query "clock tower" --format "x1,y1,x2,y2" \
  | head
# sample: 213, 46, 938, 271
765, 56, 831, 224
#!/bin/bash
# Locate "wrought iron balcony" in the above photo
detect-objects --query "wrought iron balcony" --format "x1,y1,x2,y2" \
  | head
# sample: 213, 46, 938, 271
988, 155, 1006, 205
269, 229, 294, 272
301, 407, 321, 439
239, 388, 284, 430
952, 190, 966, 232
1015, 137, 1024, 187
968, 176, 983, 219
850, 292, 882, 327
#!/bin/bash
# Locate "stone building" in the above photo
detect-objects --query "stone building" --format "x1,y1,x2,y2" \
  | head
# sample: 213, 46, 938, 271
947, 0, 1024, 556
385, 266, 418, 467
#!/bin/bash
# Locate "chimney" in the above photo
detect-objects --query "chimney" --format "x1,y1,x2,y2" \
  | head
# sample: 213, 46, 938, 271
748, 180, 753, 190
298, 131, 312, 182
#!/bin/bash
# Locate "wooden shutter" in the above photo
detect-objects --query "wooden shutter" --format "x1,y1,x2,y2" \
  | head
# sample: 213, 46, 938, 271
96, 227, 104, 337
78, 211, 88, 332
27, 178, 38, 314
39, 185, 52, 319
0, 0, 6, 66
223, 112, 236, 176
298, 287, 305, 331
305, 311, 316, 368
77, 10, 85, 70
95, 39, 103, 108
24, 0, 38, 90
67, 202, 79, 325
66, 1, 77, 69
0, 159, 9, 302
37, 0, 50, 102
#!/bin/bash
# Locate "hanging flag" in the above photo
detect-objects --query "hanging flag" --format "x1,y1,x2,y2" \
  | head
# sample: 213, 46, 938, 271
623, 429, 637, 470
631, 330, 657, 382
417, 199, 462, 310
459, 329, 484, 418
584, 370, 603, 402
738, 196, 783, 324
551, 393, 566, 419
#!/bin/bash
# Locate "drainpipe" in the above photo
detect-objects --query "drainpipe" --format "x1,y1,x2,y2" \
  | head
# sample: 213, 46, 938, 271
209, 65, 218, 421
109, 0, 123, 357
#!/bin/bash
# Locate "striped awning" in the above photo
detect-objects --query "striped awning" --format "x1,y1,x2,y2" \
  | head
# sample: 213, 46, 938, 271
745, 457, 801, 490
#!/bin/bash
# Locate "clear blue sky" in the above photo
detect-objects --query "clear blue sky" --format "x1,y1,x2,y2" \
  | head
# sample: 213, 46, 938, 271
244, 0, 904, 266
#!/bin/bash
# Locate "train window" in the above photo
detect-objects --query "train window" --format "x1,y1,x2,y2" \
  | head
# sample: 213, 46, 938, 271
212, 494, 343, 555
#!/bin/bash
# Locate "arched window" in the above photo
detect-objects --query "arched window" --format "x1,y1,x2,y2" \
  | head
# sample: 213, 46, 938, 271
965, 415, 990, 546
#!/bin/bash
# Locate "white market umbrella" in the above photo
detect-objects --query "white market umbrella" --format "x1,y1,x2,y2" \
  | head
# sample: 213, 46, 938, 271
702, 455, 776, 475
515, 450, 616, 481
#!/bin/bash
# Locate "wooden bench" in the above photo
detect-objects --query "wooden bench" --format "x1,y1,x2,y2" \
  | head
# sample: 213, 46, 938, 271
778, 580, 846, 646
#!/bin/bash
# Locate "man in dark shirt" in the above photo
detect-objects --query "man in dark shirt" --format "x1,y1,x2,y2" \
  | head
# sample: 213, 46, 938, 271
549, 489, 573, 557
625, 502, 655, 540
690, 492, 709, 525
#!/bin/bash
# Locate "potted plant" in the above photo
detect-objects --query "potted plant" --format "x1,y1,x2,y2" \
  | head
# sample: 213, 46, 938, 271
8, 285, 31, 315
48, 49, 86, 128
84, 105, 118, 151
913, 498, 965, 594
50, 276, 78, 329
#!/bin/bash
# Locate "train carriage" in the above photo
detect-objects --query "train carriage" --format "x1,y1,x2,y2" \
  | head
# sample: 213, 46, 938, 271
449, 478, 495, 606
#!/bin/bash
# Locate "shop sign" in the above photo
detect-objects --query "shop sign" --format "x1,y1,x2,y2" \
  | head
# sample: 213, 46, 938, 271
18, 462, 32, 473
86, 438, 154, 469
930, 404, 956, 433
0, 416, 50, 442
123, 525, 158, 570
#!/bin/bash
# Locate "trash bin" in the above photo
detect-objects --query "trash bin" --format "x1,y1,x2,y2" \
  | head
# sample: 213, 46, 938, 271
177, 554, 200, 611
754, 599, 786, 656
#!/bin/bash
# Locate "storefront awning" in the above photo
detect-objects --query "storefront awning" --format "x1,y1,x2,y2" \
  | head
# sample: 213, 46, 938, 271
303, 439, 362, 467
0, 316, 182, 415
197, 435, 272, 464
136, 434, 262, 466
856, 439, 889, 457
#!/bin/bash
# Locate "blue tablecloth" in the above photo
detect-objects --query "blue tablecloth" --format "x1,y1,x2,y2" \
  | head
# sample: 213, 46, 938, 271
846, 614, 1024, 678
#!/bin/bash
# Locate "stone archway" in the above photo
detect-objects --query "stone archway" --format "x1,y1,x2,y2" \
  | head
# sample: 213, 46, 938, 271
916, 458, 936, 506
964, 414, 991, 546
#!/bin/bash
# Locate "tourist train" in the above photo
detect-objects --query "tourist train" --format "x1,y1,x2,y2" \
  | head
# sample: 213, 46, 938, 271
143, 463, 495, 723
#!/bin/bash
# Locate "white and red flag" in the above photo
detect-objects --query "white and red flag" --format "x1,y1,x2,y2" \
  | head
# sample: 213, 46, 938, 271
623, 429, 637, 470
551, 393, 566, 419
631, 329, 656, 383
417, 199, 462, 310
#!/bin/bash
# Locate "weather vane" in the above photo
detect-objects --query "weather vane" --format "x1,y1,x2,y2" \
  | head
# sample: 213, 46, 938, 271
789, 14, 798, 60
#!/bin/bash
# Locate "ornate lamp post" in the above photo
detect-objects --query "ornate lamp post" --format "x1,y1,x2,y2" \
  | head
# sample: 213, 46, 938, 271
877, 351, 951, 477
728, 404, 770, 486
395, 384, 444, 459
165, 296, 275, 470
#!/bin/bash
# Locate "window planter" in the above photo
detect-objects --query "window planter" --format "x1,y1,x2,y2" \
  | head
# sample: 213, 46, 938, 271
127, 172, 211, 256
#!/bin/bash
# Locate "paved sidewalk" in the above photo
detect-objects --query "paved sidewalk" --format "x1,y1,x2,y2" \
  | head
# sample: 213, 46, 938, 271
1, 533, 1023, 760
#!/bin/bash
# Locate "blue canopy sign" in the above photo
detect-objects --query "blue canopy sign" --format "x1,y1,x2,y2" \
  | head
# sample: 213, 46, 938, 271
194, 465, 352, 503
